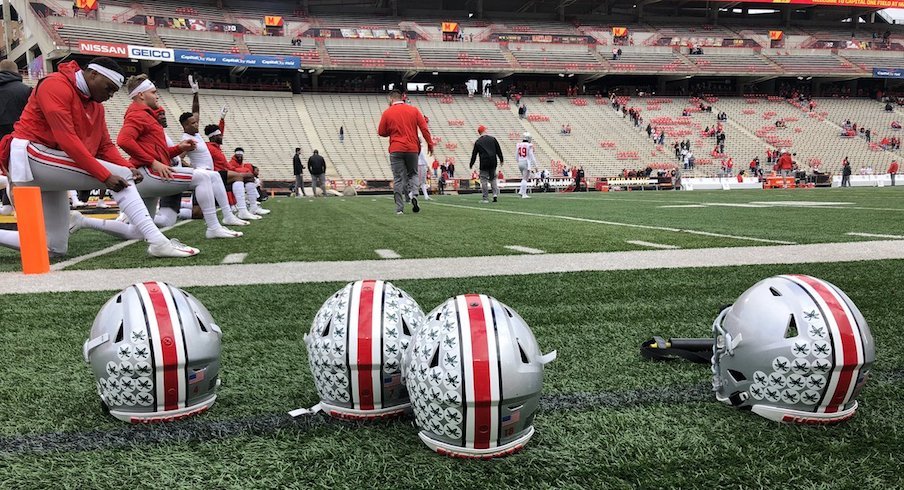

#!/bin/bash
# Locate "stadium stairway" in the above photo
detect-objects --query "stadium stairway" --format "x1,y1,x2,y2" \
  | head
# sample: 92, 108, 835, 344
293, 97, 344, 182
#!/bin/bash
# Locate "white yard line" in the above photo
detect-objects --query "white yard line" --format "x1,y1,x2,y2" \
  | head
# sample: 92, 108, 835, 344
626, 240, 680, 250
433, 202, 796, 245
51, 220, 193, 271
504, 245, 546, 254
221, 253, 248, 264
660, 204, 706, 208
4, 240, 904, 295
847, 232, 904, 240
375, 249, 401, 259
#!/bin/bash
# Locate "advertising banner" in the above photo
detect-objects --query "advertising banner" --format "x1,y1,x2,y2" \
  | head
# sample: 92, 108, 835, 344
874, 68, 904, 78
173, 50, 301, 69
78, 40, 174, 61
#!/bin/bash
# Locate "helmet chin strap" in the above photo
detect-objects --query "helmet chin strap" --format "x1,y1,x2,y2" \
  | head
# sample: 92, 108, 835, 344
639, 336, 712, 364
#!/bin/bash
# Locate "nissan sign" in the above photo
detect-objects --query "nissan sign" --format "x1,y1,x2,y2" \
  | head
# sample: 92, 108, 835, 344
78, 41, 128, 58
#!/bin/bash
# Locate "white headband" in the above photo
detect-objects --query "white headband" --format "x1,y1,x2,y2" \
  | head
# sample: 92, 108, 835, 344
235, 151, 244, 156
206, 129, 222, 137
128, 79, 156, 99
87, 63, 124, 88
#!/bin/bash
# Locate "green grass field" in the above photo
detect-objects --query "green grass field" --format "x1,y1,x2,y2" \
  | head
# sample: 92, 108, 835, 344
0, 188, 902, 488
0, 187, 902, 272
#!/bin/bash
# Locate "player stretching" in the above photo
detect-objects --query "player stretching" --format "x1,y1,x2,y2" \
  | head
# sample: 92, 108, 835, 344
0, 58, 197, 258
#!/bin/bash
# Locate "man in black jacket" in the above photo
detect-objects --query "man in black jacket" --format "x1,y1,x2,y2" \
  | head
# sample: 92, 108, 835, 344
292, 147, 307, 197
0, 60, 32, 213
307, 149, 327, 196
469, 125, 504, 202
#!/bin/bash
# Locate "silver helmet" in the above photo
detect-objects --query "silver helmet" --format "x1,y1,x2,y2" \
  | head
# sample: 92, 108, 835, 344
84, 282, 222, 423
403, 294, 556, 458
712, 275, 874, 424
305, 280, 425, 420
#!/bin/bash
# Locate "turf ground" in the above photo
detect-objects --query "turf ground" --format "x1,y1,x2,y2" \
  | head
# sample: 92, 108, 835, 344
0, 188, 902, 488
1, 187, 903, 272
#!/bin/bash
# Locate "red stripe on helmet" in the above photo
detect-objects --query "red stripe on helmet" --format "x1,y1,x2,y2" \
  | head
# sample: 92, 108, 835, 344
464, 294, 492, 450
356, 280, 377, 410
792, 275, 861, 413
144, 282, 180, 412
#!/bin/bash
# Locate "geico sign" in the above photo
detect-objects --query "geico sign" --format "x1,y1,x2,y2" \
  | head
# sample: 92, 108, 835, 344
127, 46, 174, 61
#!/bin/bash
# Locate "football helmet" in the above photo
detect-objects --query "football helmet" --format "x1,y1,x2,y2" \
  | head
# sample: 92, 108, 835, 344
403, 294, 556, 459
303, 280, 425, 419
84, 281, 222, 423
712, 274, 874, 424
522, 132, 532, 142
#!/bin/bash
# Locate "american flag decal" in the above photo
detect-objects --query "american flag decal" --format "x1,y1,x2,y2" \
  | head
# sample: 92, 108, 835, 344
188, 368, 206, 385
383, 373, 401, 387
502, 409, 520, 426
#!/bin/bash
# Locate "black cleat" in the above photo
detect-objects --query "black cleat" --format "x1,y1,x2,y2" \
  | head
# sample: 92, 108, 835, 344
492, 196, 498, 203
411, 197, 420, 213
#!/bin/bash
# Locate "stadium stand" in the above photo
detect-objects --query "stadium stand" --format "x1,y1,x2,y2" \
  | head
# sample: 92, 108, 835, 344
764, 51, 863, 74
507, 43, 602, 72
687, 49, 779, 74
49, 16, 153, 48
157, 28, 241, 53
416, 41, 510, 70
324, 39, 413, 68
602, 47, 690, 73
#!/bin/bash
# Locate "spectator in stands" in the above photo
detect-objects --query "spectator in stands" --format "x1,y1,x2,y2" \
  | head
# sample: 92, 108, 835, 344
888, 160, 899, 186
892, 121, 901, 130
0, 59, 32, 214
292, 148, 307, 197
469, 125, 504, 203
439, 168, 447, 195
841, 157, 852, 187
308, 149, 327, 197
378, 89, 433, 214
432, 158, 440, 178
865, 128, 871, 143
448, 160, 455, 178
612, 47, 619, 60
339, 126, 344, 143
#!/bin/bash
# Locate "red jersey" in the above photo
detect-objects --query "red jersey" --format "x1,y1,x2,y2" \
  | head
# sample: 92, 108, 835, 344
4, 61, 129, 181
889, 161, 899, 174
208, 142, 229, 171
778, 154, 793, 170
117, 101, 182, 167
377, 101, 433, 154
228, 156, 253, 173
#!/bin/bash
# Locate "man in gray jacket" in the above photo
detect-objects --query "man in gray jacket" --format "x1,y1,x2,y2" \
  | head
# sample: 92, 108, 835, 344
0, 60, 32, 213
307, 149, 327, 196
469, 125, 504, 202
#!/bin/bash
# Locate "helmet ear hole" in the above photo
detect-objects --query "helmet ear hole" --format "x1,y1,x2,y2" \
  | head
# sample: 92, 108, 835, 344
320, 318, 331, 337
114, 321, 124, 343
402, 318, 411, 336
429, 345, 440, 368
504, 307, 514, 318
728, 369, 747, 382
518, 341, 529, 364
197, 315, 208, 333
784, 315, 799, 338
769, 287, 782, 297
115, 295, 122, 304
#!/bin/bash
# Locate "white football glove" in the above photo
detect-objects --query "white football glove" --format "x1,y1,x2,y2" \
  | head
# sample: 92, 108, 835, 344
220, 106, 229, 119
188, 75, 199, 94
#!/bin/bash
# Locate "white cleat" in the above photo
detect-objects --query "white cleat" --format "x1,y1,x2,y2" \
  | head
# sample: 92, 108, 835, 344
95, 199, 109, 209
206, 227, 243, 239
0, 204, 13, 215
115, 212, 130, 223
521, 194, 531, 199
252, 207, 271, 215
237, 209, 262, 220
68, 210, 86, 234
222, 215, 250, 226
424, 196, 433, 201
147, 238, 199, 258
71, 200, 86, 208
